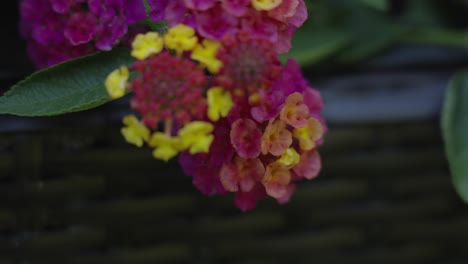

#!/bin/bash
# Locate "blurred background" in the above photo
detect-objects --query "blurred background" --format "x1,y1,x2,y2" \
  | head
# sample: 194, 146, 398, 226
1, 0, 468, 263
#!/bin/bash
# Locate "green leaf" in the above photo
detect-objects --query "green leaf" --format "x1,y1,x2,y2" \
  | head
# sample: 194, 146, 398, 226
281, 28, 351, 66
0, 48, 133, 116
335, 26, 402, 64
330, 2, 403, 64
441, 71, 468, 203
359, 0, 389, 11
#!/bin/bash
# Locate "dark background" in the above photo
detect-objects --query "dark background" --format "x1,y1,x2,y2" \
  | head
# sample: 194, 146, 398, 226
1, 1, 468, 263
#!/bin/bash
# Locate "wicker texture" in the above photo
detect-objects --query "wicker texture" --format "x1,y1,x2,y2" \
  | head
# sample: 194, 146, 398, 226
0, 119, 467, 264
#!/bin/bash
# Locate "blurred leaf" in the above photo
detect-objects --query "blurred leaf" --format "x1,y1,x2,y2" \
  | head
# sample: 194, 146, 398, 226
0, 49, 132, 116
332, 3, 402, 64
401, 29, 468, 48
281, 28, 351, 66
401, 0, 444, 27
441, 71, 468, 203
359, 0, 389, 11
335, 26, 403, 64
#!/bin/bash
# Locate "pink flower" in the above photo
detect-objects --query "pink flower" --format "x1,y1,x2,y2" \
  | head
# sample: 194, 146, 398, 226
293, 149, 321, 180
276, 184, 296, 204
303, 87, 323, 113
230, 118, 262, 158
220, 156, 265, 192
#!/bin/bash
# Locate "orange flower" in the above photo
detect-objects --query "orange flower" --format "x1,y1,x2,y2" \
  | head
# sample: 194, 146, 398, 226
293, 117, 323, 151
280, 92, 309, 128
262, 161, 292, 199
261, 119, 292, 156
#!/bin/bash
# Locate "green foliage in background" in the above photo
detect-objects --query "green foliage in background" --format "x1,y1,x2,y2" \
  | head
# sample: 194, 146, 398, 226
442, 72, 468, 203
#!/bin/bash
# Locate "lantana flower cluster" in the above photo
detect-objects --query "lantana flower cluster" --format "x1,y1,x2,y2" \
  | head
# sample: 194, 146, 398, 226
148, 0, 307, 53
19, 0, 146, 68
105, 0, 326, 211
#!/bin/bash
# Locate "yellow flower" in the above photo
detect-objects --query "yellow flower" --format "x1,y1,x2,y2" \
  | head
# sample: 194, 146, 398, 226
120, 115, 150, 147
105, 66, 129, 99
207, 87, 234, 122
293, 118, 323, 151
164, 24, 198, 55
178, 121, 214, 154
191, 39, 223, 74
131, 32, 164, 60
149, 132, 182, 161
277, 147, 300, 167
251, 0, 282, 11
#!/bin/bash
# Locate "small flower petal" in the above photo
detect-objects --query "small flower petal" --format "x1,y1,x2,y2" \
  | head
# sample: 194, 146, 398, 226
207, 87, 234, 121
149, 132, 182, 161
105, 66, 129, 99
251, 0, 282, 11
164, 24, 198, 54
230, 118, 262, 159
293, 117, 323, 151
191, 39, 223, 73
131, 32, 164, 59
261, 119, 292, 156
178, 121, 215, 154
120, 115, 150, 147
262, 161, 291, 199
277, 147, 300, 167
293, 149, 321, 180
280, 92, 309, 128
220, 156, 265, 192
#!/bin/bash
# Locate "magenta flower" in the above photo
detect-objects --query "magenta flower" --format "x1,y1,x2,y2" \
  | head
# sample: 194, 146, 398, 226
20, 0, 146, 68
179, 119, 234, 195
215, 33, 282, 97
148, 0, 308, 53
64, 12, 98, 45
233, 184, 266, 212
230, 118, 262, 159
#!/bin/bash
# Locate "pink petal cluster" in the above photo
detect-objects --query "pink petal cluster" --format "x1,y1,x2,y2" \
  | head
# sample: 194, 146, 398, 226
19, 0, 146, 68
179, 33, 326, 211
148, 0, 307, 53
